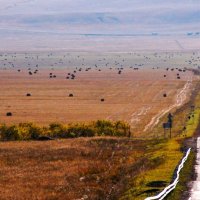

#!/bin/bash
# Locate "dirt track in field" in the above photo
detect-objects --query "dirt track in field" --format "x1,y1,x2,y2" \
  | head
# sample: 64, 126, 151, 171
143, 75, 193, 132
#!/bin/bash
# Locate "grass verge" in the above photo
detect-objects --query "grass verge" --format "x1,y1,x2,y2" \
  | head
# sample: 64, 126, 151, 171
165, 151, 196, 200
120, 82, 200, 199
120, 138, 184, 200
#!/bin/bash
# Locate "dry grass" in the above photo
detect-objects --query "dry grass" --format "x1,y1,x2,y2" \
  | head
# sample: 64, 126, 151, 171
0, 137, 149, 200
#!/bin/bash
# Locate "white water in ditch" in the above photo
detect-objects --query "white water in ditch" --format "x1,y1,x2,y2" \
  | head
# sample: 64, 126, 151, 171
189, 137, 200, 200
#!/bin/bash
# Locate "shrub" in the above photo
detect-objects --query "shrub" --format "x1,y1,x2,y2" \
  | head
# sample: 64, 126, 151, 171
67, 124, 95, 138
29, 125, 42, 139
98, 126, 115, 136
0, 120, 130, 141
19, 123, 42, 140
0, 125, 21, 141
114, 121, 130, 137
94, 120, 130, 137
49, 123, 66, 137
95, 120, 113, 129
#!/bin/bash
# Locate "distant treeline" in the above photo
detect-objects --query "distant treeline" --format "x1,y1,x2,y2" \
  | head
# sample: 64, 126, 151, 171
0, 120, 131, 141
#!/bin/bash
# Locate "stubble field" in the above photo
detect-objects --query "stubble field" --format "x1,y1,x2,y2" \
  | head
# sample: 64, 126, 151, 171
0, 51, 196, 136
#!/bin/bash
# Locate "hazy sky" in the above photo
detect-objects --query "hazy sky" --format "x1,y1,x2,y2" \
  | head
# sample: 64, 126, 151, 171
0, 0, 200, 14
0, 0, 200, 51
0, 0, 200, 35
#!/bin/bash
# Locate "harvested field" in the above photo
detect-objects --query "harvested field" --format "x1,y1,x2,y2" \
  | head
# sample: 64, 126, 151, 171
0, 52, 197, 136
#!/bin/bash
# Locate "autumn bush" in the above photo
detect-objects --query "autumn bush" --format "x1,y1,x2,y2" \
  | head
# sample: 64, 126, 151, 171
0, 120, 130, 141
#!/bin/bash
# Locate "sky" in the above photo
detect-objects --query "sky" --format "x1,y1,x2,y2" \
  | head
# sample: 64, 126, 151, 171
0, 0, 200, 51
0, 0, 200, 35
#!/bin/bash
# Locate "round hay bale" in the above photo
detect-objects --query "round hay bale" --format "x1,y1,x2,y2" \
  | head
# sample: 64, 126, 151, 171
69, 93, 74, 97
26, 93, 31, 97
6, 112, 12, 116
101, 98, 105, 102
163, 93, 167, 97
